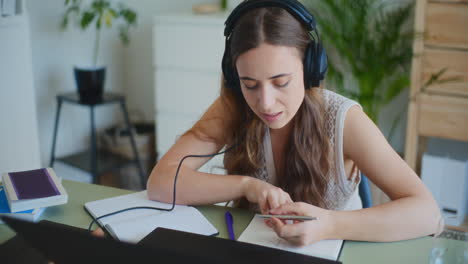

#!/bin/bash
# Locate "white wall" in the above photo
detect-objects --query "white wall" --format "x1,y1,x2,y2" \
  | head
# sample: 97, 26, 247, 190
0, 12, 41, 173
18, 0, 467, 170
25, 0, 216, 166
27, 0, 123, 166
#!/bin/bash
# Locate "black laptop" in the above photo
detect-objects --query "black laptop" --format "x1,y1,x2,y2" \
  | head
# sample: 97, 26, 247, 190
1, 216, 340, 264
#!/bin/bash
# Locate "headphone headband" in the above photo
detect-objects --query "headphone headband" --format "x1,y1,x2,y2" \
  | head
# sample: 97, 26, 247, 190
222, 0, 327, 92
224, 0, 316, 37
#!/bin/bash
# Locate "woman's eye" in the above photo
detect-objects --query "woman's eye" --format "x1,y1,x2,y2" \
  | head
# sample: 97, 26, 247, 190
275, 80, 290, 88
243, 82, 258, 90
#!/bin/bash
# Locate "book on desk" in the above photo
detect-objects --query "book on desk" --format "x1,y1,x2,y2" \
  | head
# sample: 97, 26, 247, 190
0, 185, 45, 223
1, 168, 68, 213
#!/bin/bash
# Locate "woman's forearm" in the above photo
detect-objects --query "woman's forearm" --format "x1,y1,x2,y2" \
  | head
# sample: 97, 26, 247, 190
330, 196, 440, 242
147, 164, 249, 205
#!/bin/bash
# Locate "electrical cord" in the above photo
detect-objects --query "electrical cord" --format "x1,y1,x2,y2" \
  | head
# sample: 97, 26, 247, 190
87, 143, 239, 232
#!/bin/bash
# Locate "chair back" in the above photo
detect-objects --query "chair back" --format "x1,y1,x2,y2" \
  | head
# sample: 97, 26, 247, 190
359, 173, 372, 208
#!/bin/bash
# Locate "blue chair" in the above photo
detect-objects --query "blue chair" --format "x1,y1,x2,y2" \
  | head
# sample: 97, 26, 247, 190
359, 173, 373, 208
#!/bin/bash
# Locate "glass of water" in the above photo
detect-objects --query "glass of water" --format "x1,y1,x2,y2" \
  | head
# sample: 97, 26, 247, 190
429, 215, 468, 264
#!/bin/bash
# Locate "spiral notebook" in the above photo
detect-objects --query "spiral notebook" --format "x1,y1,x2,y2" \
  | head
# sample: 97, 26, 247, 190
84, 191, 218, 243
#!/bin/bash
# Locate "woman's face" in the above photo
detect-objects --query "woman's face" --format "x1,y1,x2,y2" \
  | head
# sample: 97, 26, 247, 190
236, 43, 305, 130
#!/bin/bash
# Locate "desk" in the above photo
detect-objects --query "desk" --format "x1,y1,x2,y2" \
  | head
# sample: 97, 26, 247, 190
1, 180, 466, 264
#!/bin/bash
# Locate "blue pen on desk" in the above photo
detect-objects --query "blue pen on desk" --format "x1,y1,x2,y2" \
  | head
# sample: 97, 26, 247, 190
225, 211, 235, 240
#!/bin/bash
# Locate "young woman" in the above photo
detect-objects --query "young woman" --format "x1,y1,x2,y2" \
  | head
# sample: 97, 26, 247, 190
147, 0, 440, 246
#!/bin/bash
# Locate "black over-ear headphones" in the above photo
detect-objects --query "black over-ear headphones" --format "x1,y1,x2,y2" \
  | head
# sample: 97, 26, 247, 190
222, 0, 328, 95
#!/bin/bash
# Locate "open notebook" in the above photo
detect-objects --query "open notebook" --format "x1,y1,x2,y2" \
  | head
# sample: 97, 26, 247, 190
238, 215, 343, 261
84, 191, 218, 243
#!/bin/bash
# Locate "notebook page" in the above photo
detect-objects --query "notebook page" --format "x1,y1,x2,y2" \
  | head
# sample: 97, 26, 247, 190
85, 191, 176, 226
238, 215, 343, 261
84, 191, 217, 243
106, 206, 218, 243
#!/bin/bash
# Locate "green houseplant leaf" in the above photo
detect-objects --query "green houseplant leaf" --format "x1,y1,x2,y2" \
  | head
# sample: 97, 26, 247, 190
61, 0, 138, 66
304, 0, 414, 141
305, 0, 463, 147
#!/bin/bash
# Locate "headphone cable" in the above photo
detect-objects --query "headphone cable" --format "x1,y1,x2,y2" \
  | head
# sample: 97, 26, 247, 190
87, 143, 239, 232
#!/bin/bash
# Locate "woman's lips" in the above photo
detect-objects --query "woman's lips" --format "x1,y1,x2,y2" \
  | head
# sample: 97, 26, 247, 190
261, 112, 282, 122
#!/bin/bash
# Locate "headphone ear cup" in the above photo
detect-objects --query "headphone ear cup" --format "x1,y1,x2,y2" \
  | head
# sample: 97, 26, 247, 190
222, 46, 240, 94
303, 42, 315, 89
304, 41, 328, 89
317, 43, 328, 82
222, 48, 232, 86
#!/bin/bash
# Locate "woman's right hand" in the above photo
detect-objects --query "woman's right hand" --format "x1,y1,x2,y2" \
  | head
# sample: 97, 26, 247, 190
91, 228, 106, 237
242, 177, 292, 214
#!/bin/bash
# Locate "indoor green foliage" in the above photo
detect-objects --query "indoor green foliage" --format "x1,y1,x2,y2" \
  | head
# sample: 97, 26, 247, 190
305, 0, 414, 127
61, 0, 137, 66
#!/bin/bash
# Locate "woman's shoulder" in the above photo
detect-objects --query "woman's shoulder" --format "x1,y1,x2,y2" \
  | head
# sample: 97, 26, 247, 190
320, 89, 358, 107
318, 89, 361, 115
187, 97, 231, 144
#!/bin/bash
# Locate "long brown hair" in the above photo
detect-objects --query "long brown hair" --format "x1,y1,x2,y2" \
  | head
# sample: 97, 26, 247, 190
219, 6, 333, 208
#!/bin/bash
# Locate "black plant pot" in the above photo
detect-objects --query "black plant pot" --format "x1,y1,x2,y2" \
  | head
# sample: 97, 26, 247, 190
74, 66, 106, 104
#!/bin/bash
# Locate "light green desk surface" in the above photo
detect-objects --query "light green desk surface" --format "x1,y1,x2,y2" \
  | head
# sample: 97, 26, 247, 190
1, 180, 466, 263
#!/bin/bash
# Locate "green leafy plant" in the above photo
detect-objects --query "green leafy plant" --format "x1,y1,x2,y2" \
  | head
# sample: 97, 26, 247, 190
61, 0, 137, 66
304, 0, 414, 140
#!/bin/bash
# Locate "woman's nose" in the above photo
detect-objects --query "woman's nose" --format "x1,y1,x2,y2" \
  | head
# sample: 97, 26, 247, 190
258, 86, 276, 112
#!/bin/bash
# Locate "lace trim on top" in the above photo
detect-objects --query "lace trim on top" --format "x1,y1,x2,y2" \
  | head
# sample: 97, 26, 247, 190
322, 89, 361, 210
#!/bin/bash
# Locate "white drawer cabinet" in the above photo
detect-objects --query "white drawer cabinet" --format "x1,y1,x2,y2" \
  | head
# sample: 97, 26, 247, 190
153, 12, 228, 174
153, 13, 227, 71
154, 69, 220, 116
0, 1, 41, 173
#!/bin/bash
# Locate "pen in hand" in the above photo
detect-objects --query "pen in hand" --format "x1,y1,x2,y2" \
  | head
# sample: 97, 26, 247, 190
225, 211, 235, 240
258, 214, 317, 221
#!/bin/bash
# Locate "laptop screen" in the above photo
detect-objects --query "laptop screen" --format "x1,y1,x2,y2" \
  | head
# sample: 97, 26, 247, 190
1, 216, 340, 264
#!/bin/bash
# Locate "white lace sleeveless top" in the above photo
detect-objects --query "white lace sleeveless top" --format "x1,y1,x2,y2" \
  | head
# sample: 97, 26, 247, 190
255, 89, 363, 211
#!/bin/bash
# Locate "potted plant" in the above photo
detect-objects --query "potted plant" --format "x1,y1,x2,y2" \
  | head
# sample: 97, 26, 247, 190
61, 0, 137, 103
304, 0, 461, 205
307, 0, 462, 145
304, 0, 414, 144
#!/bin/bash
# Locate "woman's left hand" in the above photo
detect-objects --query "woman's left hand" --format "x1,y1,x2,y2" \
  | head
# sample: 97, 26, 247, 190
268, 202, 335, 246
